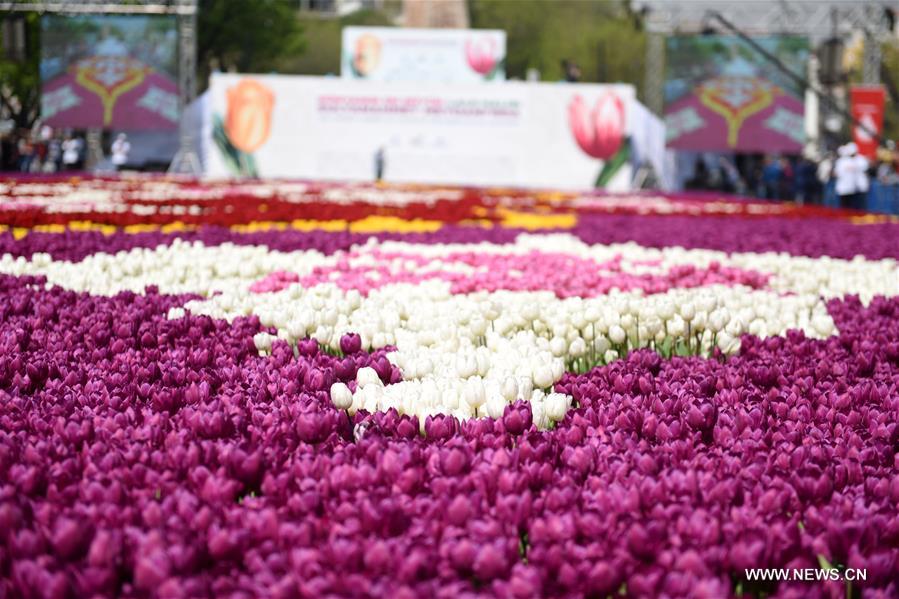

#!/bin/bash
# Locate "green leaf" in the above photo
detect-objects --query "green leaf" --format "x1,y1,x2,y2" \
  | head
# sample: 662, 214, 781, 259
595, 137, 632, 188
486, 57, 506, 81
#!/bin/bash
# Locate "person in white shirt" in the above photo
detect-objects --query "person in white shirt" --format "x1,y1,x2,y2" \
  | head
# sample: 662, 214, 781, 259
834, 143, 869, 210
111, 133, 130, 170
61, 136, 79, 170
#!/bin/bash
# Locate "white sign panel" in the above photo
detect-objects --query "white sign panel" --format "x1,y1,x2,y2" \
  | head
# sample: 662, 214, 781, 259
205, 74, 639, 191
341, 26, 506, 83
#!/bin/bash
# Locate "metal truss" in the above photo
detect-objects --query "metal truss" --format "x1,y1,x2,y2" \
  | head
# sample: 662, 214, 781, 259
636, 1, 895, 113
1, 0, 201, 174
0, 1, 194, 15
168, 0, 200, 175
636, 1, 892, 41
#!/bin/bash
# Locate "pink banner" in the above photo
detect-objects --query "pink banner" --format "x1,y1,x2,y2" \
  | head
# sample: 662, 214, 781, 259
41, 56, 179, 130
665, 76, 805, 153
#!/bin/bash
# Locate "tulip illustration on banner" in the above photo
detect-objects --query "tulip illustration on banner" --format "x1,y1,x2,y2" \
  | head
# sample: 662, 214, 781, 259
213, 79, 275, 177
568, 93, 630, 188
350, 34, 382, 78
465, 37, 504, 80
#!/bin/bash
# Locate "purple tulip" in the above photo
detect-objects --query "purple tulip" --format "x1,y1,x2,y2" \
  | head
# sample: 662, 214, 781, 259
339, 333, 362, 354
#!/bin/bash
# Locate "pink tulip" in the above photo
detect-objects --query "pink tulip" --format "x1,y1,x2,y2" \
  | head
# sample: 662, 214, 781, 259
568, 93, 625, 160
465, 38, 499, 76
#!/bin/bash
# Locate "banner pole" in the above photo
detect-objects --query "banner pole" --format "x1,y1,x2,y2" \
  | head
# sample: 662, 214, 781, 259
168, 0, 201, 176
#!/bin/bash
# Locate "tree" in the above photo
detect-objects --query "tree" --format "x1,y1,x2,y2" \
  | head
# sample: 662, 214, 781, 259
0, 12, 40, 129
467, 0, 645, 92
276, 9, 394, 77
879, 39, 899, 142
197, 0, 305, 91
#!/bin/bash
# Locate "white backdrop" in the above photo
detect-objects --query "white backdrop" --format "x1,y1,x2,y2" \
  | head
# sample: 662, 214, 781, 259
205, 74, 644, 191
341, 27, 506, 84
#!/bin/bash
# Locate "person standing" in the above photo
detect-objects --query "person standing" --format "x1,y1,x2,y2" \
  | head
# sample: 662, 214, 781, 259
760, 155, 783, 199
111, 133, 131, 171
834, 143, 869, 210
374, 146, 385, 182
62, 135, 80, 171
17, 133, 34, 173
44, 136, 62, 173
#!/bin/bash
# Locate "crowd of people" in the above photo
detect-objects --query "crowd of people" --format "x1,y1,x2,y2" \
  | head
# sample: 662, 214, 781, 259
0, 126, 87, 173
685, 143, 899, 209
0, 126, 132, 173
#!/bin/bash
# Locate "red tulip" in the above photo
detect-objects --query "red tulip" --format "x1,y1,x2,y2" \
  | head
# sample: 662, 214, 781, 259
465, 38, 499, 76
568, 93, 625, 160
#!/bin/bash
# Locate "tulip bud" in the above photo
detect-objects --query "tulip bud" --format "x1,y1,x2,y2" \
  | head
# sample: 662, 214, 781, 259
725, 318, 744, 337
521, 304, 539, 321
545, 392, 570, 422
501, 377, 518, 402
593, 335, 611, 355
658, 300, 675, 320
533, 365, 554, 389
330, 382, 353, 410
569, 337, 586, 357
812, 314, 835, 336
456, 355, 478, 378
697, 294, 716, 313
609, 325, 626, 345
551, 359, 563, 380
464, 379, 486, 409
339, 333, 362, 354
288, 320, 306, 340
550, 336, 567, 357
485, 395, 506, 419
253, 332, 273, 353
475, 351, 489, 377
470, 317, 488, 336
680, 302, 696, 321
709, 309, 729, 333
518, 376, 534, 400
356, 367, 381, 389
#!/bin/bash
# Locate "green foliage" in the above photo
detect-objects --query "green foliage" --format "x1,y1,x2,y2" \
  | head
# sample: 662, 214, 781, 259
277, 9, 394, 77
0, 12, 40, 128
468, 0, 645, 92
879, 39, 899, 141
197, 0, 306, 90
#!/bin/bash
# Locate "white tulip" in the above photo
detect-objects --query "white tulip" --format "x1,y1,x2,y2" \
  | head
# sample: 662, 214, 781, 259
464, 378, 486, 409
550, 360, 563, 381
330, 382, 353, 410
709, 309, 729, 333
501, 377, 518, 402
485, 395, 506, 419
533, 365, 554, 390
550, 336, 568, 357
356, 367, 382, 389
518, 376, 534, 400
456, 355, 477, 378
253, 332, 273, 352
545, 393, 570, 422
569, 337, 587, 357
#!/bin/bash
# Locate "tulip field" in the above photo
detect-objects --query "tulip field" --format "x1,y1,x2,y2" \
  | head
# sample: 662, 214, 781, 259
2, 175, 899, 598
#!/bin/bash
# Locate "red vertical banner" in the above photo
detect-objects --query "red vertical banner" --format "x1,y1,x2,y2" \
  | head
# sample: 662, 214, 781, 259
850, 85, 886, 160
